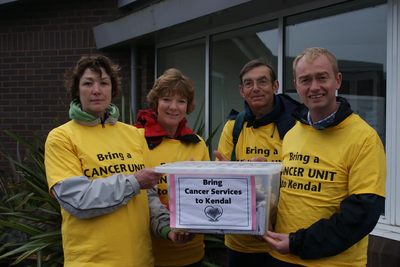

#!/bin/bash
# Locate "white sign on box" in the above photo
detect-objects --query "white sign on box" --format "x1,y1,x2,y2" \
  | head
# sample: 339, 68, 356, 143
169, 174, 256, 230
155, 161, 284, 235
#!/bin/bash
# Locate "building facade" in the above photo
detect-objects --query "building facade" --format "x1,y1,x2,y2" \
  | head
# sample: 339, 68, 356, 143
1, 0, 399, 265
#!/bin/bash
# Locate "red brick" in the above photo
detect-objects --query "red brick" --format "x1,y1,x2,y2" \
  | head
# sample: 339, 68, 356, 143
18, 81, 34, 87
11, 49, 26, 56
27, 100, 42, 105
3, 58, 18, 63
34, 81, 50, 87
51, 18, 67, 24
11, 124, 27, 131
43, 63, 58, 68
27, 124, 43, 131
34, 19, 50, 26
19, 69, 34, 75
18, 106, 33, 112
18, 94, 34, 99
18, 57, 33, 63
0, 0, 135, 171
27, 63, 42, 69
43, 25, 59, 31
60, 25, 75, 31
27, 75, 42, 81
27, 26, 42, 32
43, 51, 58, 56
10, 113, 25, 118
11, 63, 25, 68
26, 51, 41, 57
34, 57, 50, 63
35, 69, 50, 75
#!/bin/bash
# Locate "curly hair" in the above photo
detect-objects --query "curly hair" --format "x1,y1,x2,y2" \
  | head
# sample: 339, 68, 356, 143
147, 68, 195, 114
64, 55, 122, 100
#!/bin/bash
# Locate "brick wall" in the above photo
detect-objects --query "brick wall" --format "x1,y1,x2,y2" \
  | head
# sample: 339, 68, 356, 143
0, 0, 156, 172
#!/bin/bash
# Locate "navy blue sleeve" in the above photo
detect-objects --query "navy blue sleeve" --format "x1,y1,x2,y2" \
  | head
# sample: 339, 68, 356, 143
289, 193, 384, 259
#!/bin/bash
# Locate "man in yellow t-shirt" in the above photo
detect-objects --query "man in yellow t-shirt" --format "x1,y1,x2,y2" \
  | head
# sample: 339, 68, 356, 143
264, 47, 386, 267
215, 58, 299, 267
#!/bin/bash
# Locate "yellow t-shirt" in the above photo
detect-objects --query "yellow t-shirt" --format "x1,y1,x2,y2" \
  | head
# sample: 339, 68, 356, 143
271, 114, 386, 267
138, 128, 210, 266
217, 119, 282, 253
45, 121, 153, 267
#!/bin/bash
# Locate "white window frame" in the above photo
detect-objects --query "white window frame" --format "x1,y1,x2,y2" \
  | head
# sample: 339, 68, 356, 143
370, 0, 400, 241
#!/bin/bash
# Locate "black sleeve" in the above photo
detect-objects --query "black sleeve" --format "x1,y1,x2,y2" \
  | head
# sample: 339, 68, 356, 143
289, 193, 384, 259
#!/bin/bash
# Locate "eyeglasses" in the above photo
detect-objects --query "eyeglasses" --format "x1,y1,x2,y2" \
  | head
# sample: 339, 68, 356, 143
241, 79, 271, 91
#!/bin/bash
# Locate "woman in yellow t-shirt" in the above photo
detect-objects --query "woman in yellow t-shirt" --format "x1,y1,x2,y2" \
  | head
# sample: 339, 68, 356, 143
134, 68, 210, 267
45, 55, 167, 267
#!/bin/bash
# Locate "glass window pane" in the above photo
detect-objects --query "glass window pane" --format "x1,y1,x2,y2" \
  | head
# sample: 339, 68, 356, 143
157, 39, 206, 136
210, 21, 279, 154
284, 1, 387, 146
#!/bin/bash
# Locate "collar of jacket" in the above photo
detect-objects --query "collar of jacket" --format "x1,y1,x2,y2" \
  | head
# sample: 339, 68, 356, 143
227, 94, 300, 139
134, 109, 201, 150
291, 96, 353, 129
69, 100, 119, 127
227, 95, 284, 128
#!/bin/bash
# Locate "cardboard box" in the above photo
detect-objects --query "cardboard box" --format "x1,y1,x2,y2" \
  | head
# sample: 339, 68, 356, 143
155, 161, 282, 235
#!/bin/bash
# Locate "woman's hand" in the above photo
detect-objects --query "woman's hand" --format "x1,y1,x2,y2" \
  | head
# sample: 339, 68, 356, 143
135, 168, 165, 189
167, 231, 196, 244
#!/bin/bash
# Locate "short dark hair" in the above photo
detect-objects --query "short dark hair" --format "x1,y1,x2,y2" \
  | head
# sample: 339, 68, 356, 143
64, 55, 122, 101
147, 68, 196, 114
238, 57, 277, 85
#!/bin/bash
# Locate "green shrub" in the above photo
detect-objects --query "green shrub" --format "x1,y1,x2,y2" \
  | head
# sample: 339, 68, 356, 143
0, 130, 63, 266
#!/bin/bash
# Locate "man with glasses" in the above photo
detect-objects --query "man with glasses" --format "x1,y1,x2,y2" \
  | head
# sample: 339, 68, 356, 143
264, 47, 386, 267
215, 58, 299, 267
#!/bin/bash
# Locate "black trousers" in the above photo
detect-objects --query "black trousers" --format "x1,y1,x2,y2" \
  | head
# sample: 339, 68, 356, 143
182, 260, 202, 267
268, 255, 305, 267
227, 248, 305, 267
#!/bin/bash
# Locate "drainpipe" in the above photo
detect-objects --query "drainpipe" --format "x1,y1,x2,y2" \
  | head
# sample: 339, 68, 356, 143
131, 46, 138, 124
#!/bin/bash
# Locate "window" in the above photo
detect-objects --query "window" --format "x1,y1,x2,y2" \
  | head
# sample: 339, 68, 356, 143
210, 21, 279, 152
284, 2, 387, 144
157, 39, 206, 133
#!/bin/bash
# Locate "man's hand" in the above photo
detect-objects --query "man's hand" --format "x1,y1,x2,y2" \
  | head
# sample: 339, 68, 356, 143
263, 231, 290, 254
134, 168, 164, 189
213, 150, 229, 161
167, 231, 196, 244
252, 222, 274, 242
